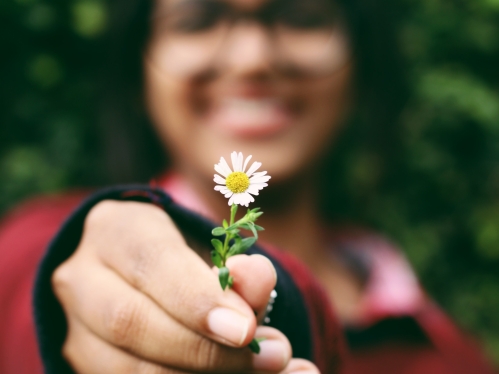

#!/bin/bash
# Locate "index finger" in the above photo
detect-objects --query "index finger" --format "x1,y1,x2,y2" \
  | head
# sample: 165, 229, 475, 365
83, 200, 257, 347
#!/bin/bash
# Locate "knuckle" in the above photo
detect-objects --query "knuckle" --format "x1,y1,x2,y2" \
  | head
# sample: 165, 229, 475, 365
127, 248, 156, 291
105, 300, 146, 348
61, 323, 80, 371
192, 338, 224, 371
51, 261, 74, 301
85, 200, 122, 227
61, 341, 85, 374
61, 338, 74, 366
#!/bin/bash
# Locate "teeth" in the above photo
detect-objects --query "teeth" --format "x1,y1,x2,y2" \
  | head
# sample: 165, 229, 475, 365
222, 98, 280, 113
212, 97, 288, 133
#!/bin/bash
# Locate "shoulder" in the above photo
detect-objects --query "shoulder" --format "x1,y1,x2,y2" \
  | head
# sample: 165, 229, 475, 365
326, 225, 425, 321
0, 191, 90, 231
0, 191, 91, 275
0, 191, 90, 374
328, 226, 496, 374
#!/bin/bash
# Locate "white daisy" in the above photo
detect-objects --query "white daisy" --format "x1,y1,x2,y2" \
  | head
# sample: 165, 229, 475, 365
214, 151, 271, 207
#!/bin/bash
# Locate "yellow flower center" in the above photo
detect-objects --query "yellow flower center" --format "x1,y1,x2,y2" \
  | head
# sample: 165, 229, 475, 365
226, 172, 250, 194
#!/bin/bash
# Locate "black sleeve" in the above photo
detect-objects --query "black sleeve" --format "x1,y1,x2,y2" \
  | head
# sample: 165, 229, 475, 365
33, 185, 313, 373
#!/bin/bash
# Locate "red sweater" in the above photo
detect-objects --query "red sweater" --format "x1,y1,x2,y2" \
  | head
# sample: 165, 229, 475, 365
0, 193, 87, 374
0, 186, 495, 373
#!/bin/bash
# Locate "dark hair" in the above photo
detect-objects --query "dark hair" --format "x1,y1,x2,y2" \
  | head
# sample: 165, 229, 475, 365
320, 0, 409, 219
98, 0, 164, 183
99, 0, 408, 216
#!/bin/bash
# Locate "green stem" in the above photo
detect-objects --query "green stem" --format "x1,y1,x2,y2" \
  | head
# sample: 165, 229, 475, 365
230, 204, 238, 226
222, 233, 230, 267
222, 204, 238, 266
222, 204, 261, 353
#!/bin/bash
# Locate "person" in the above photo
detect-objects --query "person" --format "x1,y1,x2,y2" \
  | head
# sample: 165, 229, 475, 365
0, 0, 496, 373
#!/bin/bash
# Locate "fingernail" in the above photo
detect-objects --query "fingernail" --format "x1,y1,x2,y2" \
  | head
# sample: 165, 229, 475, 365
253, 340, 290, 371
207, 307, 250, 346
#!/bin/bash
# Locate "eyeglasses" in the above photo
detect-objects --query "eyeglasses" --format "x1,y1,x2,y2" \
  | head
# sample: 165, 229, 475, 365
147, 0, 351, 77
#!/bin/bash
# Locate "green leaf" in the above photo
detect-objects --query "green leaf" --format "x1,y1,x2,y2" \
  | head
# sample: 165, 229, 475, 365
227, 228, 240, 236
212, 227, 226, 236
246, 208, 263, 222
222, 219, 228, 229
240, 237, 257, 252
248, 337, 266, 354
239, 222, 260, 237
239, 223, 252, 230
211, 239, 224, 255
252, 212, 263, 220
211, 251, 222, 268
228, 276, 234, 288
249, 224, 258, 238
229, 237, 256, 256
218, 267, 230, 290
228, 237, 242, 257
241, 222, 258, 239
230, 204, 238, 223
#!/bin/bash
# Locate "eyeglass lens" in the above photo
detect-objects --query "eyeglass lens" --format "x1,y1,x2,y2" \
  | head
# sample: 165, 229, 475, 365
149, 0, 350, 76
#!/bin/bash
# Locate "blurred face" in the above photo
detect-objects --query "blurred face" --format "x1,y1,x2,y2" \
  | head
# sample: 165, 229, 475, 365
145, 0, 353, 185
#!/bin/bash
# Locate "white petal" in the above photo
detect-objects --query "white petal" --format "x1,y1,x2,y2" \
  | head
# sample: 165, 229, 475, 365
243, 155, 252, 173
251, 182, 268, 190
250, 171, 267, 178
250, 176, 271, 184
246, 162, 261, 177
238, 193, 248, 207
215, 163, 229, 178
247, 193, 255, 206
231, 152, 239, 172
214, 185, 224, 191
224, 191, 233, 198
220, 187, 230, 194
245, 192, 255, 204
237, 193, 245, 205
219, 157, 233, 175
214, 174, 226, 185
231, 193, 240, 205
247, 185, 260, 195
228, 194, 236, 206
237, 193, 247, 206
237, 152, 244, 172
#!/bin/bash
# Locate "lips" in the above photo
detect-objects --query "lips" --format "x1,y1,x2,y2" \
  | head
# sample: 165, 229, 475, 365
207, 97, 293, 138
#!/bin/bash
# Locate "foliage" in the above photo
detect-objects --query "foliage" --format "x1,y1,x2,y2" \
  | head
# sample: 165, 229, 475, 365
337, 0, 499, 364
402, 0, 499, 363
1, 0, 498, 365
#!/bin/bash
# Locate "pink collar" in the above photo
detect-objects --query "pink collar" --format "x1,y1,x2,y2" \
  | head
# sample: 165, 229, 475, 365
152, 172, 217, 221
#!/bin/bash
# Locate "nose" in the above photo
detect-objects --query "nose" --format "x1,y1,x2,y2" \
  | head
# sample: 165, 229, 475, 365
219, 21, 273, 77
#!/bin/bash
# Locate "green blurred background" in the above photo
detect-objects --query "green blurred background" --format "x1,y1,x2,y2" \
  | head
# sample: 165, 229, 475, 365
1, 0, 499, 366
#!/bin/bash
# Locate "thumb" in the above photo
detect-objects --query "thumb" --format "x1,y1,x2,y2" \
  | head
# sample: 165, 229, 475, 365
219, 254, 277, 322
281, 358, 321, 374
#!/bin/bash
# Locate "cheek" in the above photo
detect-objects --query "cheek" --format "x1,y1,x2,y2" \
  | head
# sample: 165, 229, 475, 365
306, 65, 353, 149
269, 65, 354, 180
145, 60, 243, 179
145, 60, 196, 162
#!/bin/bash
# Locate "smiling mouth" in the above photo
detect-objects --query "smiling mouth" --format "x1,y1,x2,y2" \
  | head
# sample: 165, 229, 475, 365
207, 97, 293, 138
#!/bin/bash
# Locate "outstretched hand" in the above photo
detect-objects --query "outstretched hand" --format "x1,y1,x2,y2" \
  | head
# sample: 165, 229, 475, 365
52, 200, 319, 373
